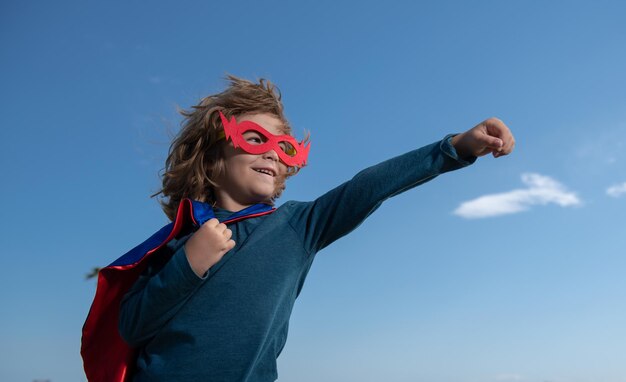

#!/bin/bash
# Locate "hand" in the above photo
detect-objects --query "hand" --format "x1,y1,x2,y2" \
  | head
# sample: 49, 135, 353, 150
184, 218, 236, 277
451, 117, 515, 159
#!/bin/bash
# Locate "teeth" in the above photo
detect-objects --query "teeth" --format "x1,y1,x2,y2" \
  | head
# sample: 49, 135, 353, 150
254, 169, 273, 176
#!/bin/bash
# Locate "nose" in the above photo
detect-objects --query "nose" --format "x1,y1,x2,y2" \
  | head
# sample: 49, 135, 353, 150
262, 149, 279, 162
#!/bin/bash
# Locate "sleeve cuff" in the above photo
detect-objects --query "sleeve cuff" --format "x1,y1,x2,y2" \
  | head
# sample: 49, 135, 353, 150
440, 134, 477, 167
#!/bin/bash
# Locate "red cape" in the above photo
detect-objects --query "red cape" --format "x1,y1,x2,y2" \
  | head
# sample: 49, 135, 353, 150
81, 199, 274, 382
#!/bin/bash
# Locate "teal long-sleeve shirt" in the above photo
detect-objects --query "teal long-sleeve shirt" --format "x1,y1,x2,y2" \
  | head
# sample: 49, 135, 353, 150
119, 137, 474, 382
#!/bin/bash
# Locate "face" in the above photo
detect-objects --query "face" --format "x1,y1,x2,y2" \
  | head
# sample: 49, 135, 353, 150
214, 113, 289, 211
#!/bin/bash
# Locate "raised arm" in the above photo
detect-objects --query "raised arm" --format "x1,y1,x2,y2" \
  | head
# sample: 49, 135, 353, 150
288, 118, 514, 254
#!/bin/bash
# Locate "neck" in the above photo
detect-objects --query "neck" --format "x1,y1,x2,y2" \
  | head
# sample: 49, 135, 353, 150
214, 192, 259, 212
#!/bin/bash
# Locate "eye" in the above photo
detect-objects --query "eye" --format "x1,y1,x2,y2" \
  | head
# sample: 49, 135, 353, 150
278, 141, 296, 156
243, 131, 264, 145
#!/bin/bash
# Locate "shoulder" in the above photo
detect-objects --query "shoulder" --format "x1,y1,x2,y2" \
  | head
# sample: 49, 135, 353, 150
275, 200, 314, 217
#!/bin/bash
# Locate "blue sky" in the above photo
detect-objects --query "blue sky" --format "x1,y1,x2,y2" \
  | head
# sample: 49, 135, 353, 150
1, 1, 625, 381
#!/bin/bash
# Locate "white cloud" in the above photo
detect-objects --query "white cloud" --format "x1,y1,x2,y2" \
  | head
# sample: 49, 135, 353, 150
607, 182, 626, 197
454, 173, 581, 219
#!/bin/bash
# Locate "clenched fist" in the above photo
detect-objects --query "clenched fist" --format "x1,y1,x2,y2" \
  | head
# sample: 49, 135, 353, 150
451, 117, 515, 159
184, 218, 236, 277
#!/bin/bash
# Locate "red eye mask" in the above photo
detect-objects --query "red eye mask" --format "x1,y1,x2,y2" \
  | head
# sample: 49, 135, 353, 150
219, 112, 310, 167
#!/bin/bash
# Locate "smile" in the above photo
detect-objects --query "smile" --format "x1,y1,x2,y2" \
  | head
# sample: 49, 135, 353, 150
253, 168, 276, 177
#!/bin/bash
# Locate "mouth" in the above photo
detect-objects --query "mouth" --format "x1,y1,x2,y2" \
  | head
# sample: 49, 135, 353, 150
252, 168, 276, 177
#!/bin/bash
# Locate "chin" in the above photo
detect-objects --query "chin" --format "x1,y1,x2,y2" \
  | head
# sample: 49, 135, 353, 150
249, 191, 274, 204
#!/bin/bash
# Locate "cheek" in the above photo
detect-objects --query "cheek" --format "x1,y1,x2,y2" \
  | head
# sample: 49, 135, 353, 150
224, 152, 251, 172
273, 175, 287, 196
277, 162, 288, 175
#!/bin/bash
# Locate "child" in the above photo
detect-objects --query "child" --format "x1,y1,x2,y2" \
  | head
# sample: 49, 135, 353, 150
81, 76, 514, 382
